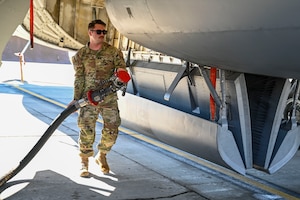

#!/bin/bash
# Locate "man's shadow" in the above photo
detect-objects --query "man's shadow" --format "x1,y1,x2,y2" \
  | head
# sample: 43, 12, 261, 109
1, 170, 118, 200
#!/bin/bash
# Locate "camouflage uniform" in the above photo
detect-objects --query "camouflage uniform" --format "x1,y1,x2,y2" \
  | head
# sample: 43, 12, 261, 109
72, 42, 126, 158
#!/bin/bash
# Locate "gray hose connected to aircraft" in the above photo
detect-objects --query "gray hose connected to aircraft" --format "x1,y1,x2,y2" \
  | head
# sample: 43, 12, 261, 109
0, 70, 130, 190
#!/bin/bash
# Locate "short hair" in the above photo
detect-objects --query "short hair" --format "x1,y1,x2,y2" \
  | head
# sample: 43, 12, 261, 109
88, 19, 106, 30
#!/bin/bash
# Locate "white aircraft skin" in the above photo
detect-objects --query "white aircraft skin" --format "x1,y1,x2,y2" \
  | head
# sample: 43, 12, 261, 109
106, 0, 300, 80
105, 0, 300, 174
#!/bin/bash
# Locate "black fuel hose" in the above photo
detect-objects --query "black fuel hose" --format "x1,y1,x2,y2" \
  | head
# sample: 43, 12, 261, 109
0, 71, 131, 190
0, 104, 78, 189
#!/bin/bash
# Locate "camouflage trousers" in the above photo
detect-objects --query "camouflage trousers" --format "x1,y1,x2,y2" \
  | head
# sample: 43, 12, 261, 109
77, 100, 121, 158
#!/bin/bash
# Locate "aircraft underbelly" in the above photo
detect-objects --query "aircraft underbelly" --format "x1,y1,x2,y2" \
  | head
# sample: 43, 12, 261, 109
126, 31, 300, 79
106, 0, 300, 79
119, 61, 300, 174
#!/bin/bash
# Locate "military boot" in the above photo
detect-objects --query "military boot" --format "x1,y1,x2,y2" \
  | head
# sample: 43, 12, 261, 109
80, 157, 89, 177
95, 152, 110, 174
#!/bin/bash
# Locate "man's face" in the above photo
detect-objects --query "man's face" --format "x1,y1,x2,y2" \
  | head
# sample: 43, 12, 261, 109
89, 24, 106, 44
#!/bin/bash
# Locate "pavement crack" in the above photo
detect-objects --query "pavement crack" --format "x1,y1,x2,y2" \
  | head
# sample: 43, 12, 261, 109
127, 191, 194, 200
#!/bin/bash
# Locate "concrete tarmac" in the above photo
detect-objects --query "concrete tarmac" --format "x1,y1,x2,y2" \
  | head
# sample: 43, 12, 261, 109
0, 90, 200, 200
0, 61, 203, 200
0, 61, 299, 200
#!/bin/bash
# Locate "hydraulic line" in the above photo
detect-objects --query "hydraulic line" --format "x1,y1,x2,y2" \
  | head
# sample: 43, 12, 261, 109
0, 70, 131, 189
30, 0, 34, 48
210, 67, 217, 121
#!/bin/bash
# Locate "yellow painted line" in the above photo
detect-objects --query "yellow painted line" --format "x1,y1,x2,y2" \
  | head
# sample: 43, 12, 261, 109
12, 84, 67, 109
11, 84, 299, 200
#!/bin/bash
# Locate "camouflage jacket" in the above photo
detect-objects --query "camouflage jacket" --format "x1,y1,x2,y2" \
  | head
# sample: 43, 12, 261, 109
72, 42, 126, 102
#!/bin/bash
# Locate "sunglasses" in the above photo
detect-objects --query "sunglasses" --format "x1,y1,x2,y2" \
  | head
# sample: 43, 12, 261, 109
91, 30, 108, 35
